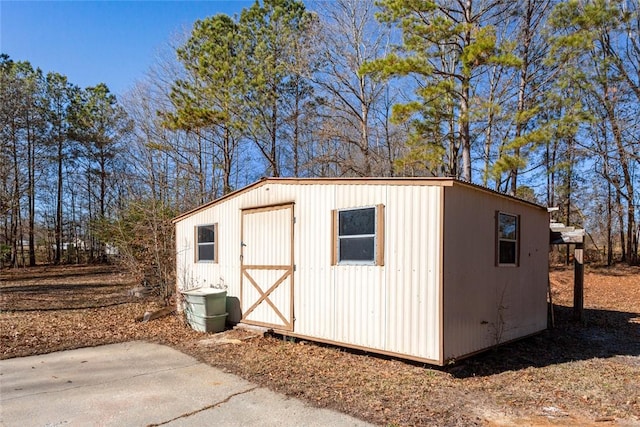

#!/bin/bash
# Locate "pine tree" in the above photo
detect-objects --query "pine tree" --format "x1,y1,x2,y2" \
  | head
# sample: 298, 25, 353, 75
364, 0, 520, 181
165, 14, 245, 195
239, 0, 312, 177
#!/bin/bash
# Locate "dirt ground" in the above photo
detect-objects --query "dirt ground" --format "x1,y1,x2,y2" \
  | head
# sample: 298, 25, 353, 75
1, 264, 638, 426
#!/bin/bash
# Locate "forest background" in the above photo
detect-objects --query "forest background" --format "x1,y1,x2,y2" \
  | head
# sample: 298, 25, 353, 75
2, 0, 638, 301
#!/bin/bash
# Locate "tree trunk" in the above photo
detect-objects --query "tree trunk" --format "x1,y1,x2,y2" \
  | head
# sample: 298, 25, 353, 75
565, 162, 571, 266
55, 136, 63, 264
460, 0, 472, 182
460, 81, 471, 182
483, 70, 495, 188
383, 89, 395, 177
509, 0, 533, 196
606, 100, 636, 265
607, 178, 613, 266
616, 187, 626, 262
87, 169, 95, 263
10, 120, 20, 268
359, 75, 372, 176
223, 124, 233, 195
270, 90, 279, 177
27, 112, 36, 266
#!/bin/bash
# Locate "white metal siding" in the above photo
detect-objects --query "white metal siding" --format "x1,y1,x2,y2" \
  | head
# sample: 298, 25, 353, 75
332, 185, 388, 351
442, 184, 548, 361
175, 179, 546, 364
175, 181, 444, 361
384, 186, 442, 360
293, 184, 335, 340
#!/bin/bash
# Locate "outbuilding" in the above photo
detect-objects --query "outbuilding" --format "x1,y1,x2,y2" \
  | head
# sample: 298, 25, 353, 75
172, 177, 549, 365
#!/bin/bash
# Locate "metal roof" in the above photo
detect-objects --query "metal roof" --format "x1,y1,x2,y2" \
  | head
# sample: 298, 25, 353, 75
172, 177, 547, 224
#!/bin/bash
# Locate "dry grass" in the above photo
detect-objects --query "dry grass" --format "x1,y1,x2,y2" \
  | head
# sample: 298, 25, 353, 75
1, 264, 638, 426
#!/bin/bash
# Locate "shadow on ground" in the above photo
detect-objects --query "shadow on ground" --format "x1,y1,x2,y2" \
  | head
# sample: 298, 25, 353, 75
0, 269, 137, 312
1, 282, 125, 294
0, 265, 114, 282
449, 304, 640, 378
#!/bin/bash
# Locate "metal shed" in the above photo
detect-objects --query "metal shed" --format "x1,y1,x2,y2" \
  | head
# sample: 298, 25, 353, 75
172, 177, 549, 365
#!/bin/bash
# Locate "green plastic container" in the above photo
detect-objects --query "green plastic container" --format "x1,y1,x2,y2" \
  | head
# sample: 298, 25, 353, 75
182, 287, 228, 332
182, 288, 227, 316
185, 311, 228, 333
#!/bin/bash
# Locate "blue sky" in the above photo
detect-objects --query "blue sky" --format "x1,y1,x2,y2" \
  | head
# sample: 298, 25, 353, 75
1, 1, 253, 96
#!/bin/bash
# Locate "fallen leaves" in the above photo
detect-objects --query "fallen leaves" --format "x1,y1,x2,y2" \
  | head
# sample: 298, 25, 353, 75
1, 263, 639, 426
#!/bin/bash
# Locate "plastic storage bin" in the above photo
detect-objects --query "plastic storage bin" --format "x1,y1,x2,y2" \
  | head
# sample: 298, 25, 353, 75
182, 288, 228, 333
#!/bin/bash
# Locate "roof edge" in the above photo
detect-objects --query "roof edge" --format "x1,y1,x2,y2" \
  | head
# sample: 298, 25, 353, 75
451, 180, 547, 211
172, 177, 545, 223
171, 177, 269, 224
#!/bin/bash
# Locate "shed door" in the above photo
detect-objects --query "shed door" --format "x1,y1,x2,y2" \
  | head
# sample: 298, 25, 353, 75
241, 203, 294, 331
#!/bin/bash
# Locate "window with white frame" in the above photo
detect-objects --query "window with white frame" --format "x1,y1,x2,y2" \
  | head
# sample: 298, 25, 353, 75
497, 212, 519, 266
333, 205, 384, 265
196, 224, 217, 262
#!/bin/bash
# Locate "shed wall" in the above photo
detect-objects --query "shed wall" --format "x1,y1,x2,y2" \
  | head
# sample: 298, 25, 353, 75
175, 182, 444, 361
384, 185, 443, 360
442, 184, 549, 361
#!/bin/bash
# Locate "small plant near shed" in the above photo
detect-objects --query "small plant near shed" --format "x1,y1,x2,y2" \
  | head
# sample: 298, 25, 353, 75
95, 199, 177, 306
487, 285, 510, 348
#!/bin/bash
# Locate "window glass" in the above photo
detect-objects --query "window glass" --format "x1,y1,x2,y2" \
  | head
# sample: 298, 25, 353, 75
198, 225, 215, 243
197, 224, 215, 262
198, 244, 215, 261
338, 207, 375, 263
340, 236, 375, 261
339, 209, 375, 236
497, 213, 518, 265
499, 240, 516, 264
499, 214, 517, 240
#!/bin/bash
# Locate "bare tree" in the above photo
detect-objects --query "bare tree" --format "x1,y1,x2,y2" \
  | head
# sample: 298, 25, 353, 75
548, 0, 639, 264
312, 0, 391, 176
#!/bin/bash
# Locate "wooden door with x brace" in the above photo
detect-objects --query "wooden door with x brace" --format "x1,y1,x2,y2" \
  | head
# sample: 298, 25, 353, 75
240, 203, 294, 331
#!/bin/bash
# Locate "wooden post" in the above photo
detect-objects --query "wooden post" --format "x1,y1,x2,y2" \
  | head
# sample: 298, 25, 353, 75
547, 278, 555, 329
573, 241, 584, 322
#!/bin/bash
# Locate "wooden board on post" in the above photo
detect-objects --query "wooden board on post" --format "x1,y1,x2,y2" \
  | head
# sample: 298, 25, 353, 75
549, 220, 586, 323
573, 242, 584, 322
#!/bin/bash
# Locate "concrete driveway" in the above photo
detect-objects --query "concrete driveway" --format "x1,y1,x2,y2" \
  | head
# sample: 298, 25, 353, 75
0, 341, 371, 427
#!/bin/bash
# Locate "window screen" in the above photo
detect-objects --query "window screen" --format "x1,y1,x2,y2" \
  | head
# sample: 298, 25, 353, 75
197, 224, 216, 262
497, 213, 518, 265
338, 208, 376, 263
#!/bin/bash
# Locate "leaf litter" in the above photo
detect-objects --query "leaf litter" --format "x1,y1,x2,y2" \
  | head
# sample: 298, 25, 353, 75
1, 264, 638, 426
